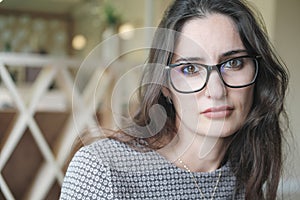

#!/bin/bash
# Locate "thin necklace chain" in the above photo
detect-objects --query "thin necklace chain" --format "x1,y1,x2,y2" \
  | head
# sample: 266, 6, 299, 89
177, 158, 222, 200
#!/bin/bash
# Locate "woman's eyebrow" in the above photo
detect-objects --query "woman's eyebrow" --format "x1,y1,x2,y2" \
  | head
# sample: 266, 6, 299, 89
174, 49, 248, 63
221, 49, 248, 57
174, 57, 203, 63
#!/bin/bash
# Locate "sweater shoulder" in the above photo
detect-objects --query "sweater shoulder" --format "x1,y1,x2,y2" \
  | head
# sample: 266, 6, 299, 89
86, 138, 167, 172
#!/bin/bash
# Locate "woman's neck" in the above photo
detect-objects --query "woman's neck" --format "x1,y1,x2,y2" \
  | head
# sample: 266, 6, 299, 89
157, 130, 230, 172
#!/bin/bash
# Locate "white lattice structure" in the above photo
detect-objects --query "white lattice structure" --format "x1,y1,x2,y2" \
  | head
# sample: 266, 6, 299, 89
0, 52, 117, 200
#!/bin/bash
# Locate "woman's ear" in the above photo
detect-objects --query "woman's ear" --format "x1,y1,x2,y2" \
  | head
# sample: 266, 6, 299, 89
162, 87, 173, 104
161, 86, 171, 98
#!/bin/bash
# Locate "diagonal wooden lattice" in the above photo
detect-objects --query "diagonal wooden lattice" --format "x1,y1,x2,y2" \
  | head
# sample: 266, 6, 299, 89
0, 52, 114, 200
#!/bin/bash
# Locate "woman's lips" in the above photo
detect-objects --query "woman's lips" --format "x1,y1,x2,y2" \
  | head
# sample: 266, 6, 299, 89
201, 106, 234, 118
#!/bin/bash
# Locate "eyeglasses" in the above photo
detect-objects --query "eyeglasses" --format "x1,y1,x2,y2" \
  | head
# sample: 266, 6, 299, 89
165, 55, 260, 94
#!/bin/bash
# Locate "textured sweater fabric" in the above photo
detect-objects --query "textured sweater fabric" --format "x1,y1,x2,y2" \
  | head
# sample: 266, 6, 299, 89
60, 139, 244, 199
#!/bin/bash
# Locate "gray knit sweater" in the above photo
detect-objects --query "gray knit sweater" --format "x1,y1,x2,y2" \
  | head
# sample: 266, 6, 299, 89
60, 139, 244, 199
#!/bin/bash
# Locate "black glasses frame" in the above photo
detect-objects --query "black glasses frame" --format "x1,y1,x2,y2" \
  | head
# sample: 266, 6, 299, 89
165, 55, 261, 94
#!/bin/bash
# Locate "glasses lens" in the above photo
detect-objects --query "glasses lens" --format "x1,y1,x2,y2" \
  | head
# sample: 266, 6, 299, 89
220, 57, 257, 87
170, 63, 207, 92
169, 56, 258, 93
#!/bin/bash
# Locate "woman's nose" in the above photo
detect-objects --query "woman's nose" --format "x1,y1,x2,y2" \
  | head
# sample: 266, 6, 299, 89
204, 71, 227, 99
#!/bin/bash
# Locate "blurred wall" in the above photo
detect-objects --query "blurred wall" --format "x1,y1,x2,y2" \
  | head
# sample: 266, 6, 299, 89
274, 0, 300, 192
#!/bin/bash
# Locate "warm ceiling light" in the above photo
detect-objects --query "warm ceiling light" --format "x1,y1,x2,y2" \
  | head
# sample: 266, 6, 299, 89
72, 34, 87, 50
118, 23, 135, 40
0, 0, 4, 3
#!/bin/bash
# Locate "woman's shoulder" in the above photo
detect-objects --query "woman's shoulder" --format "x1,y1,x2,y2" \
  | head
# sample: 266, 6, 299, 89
79, 138, 167, 171
80, 138, 142, 162
85, 138, 134, 156
66, 139, 113, 168
61, 139, 115, 199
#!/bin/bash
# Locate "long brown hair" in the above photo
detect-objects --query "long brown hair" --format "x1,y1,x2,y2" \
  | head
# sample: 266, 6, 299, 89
76, 0, 289, 199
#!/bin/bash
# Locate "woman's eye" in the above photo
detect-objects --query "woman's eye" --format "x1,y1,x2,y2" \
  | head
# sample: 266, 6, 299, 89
223, 58, 243, 70
181, 64, 200, 75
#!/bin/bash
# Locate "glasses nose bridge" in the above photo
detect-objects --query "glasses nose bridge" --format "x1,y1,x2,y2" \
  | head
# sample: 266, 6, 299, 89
206, 64, 223, 82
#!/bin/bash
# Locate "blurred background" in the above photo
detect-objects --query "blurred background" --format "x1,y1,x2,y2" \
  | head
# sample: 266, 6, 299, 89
0, 0, 299, 199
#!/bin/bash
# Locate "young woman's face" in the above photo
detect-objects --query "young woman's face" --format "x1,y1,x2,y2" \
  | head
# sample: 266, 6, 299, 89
169, 14, 254, 138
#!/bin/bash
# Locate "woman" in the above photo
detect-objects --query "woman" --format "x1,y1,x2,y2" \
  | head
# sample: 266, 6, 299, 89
60, 0, 289, 199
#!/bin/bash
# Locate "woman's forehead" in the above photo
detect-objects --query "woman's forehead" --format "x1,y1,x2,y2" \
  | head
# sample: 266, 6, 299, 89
173, 14, 244, 62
